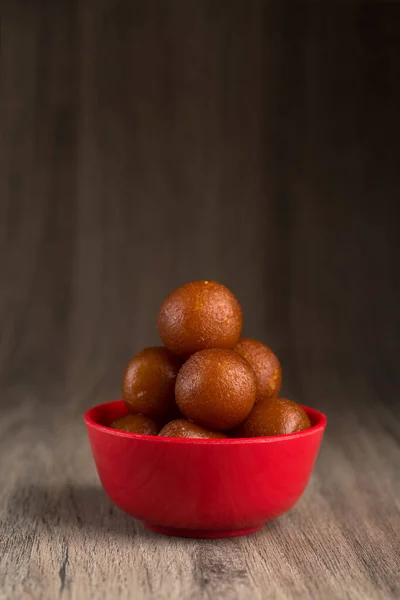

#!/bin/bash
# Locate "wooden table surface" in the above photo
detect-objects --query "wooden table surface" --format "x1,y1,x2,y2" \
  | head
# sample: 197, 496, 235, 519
1, 1, 399, 598
1, 368, 399, 600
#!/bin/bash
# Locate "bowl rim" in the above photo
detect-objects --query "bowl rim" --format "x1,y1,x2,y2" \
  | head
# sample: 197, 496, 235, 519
84, 400, 327, 445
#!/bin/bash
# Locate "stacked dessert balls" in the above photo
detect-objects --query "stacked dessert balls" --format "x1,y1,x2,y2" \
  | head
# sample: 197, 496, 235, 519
110, 281, 311, 439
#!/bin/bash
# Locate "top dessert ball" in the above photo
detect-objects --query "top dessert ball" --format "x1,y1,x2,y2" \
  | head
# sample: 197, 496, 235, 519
157, 280, 243, 357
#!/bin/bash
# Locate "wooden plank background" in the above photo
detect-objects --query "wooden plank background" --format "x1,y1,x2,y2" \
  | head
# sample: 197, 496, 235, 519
0, 2, 399, 599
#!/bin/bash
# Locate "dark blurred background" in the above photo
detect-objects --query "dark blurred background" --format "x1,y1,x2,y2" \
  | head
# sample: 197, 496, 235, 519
1, 1, 399, 412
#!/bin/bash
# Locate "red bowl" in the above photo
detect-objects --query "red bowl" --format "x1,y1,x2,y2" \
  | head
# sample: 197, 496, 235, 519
84, 400, 326, 538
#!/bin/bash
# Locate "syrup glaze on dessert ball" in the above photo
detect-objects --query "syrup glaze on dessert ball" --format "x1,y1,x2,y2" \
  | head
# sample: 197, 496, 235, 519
234, 338, 282, 402
110, 414, 160, 435
122, 347, 181, 419
157, 281, 242, 357
159, 419, 226, 439
175, 348, 256, 431
239, 398, 311, 437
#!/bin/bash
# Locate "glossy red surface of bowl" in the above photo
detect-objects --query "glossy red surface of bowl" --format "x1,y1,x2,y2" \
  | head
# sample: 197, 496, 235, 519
84, 400, 326, 538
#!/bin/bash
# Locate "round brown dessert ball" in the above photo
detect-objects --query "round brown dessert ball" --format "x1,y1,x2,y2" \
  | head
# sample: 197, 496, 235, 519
110, 414, 160, 435
159, 419, 226, 439
122, 347, 181, 419
234, 338, 282, 402
157, 280, 243, 357
175, 348, 256, 431
240, 398, 311, 437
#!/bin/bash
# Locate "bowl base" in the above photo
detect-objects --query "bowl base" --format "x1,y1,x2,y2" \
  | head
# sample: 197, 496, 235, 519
144, 523, 263, 539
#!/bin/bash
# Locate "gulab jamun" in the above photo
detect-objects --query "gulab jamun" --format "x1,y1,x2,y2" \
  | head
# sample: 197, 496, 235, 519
159, 419, 226, 439
110, 414, 160, 435
175, 348, 256, 431
234, 338, 282, 402
240, 398, 311, 437
157, 280, 243, 357
122, 347, 181, 419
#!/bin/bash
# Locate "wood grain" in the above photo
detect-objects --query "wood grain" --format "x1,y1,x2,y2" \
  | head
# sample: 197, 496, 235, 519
0, 372, 398, 600
0, 2, 399, 599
